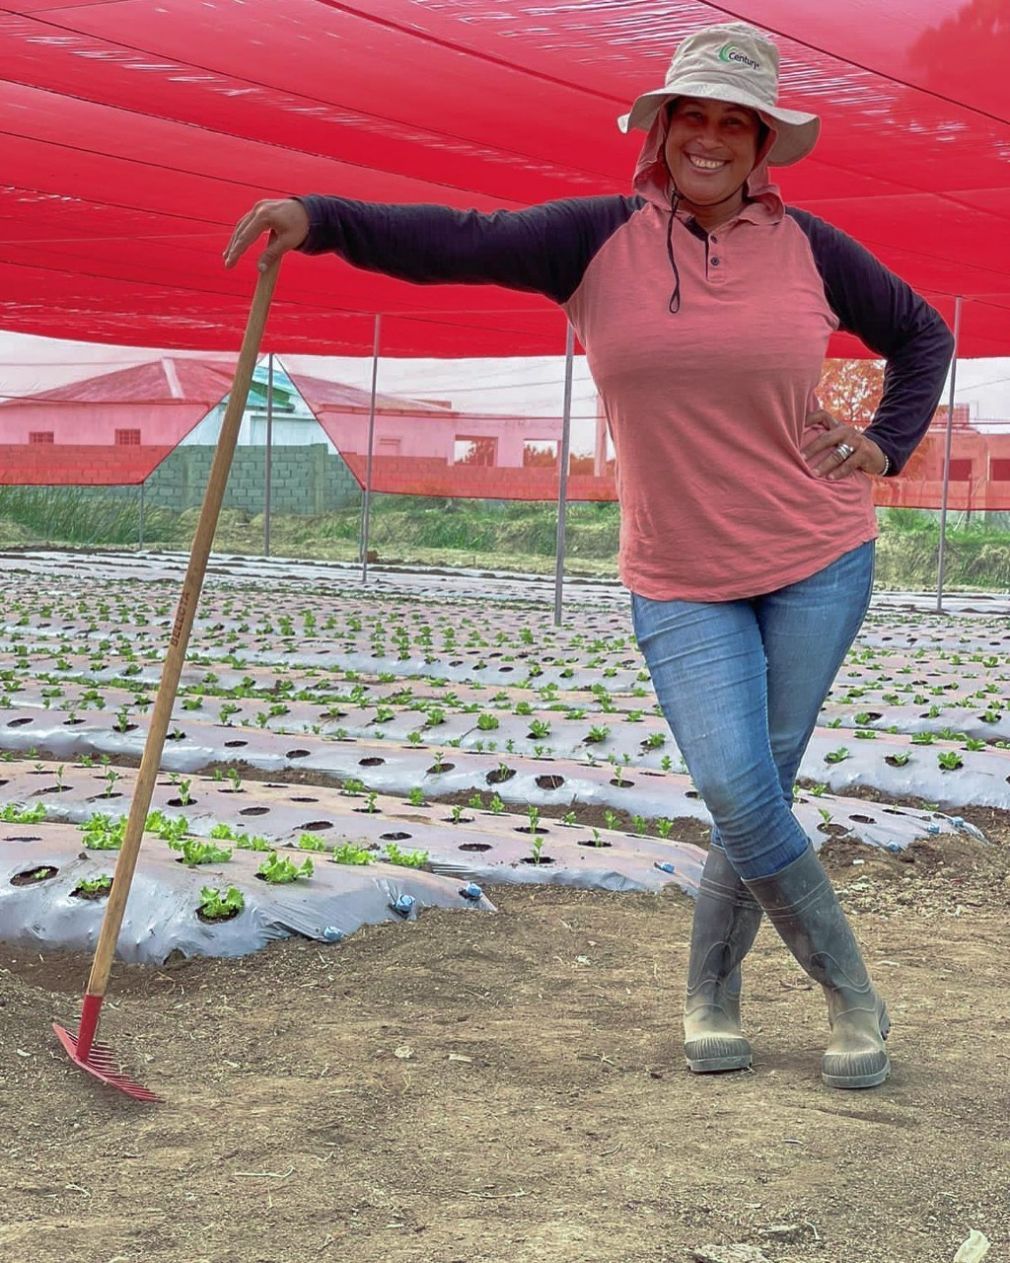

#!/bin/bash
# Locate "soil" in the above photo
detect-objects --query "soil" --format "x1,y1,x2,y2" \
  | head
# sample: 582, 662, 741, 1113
2, 806, 1009, 1263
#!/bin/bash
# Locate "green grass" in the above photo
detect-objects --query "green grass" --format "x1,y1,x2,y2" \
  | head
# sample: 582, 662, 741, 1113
2, 490, 1009, 590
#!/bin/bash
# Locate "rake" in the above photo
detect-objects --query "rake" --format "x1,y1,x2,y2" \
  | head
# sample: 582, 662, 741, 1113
53, 262, 279, 1101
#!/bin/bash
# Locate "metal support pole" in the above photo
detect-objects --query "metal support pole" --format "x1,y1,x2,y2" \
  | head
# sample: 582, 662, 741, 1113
138, 481, 145, 550
264, 352, 274, 557
935, 296, 963, 612
360, 314, 381, 582
553, 323, 576, 626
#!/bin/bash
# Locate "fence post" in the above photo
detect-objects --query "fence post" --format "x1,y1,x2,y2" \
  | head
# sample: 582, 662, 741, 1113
554, 323, 576, 627
936, 296, 963, 612
360, 314, 381, 581
263, 351, 274, 557
138, 481, 145, 550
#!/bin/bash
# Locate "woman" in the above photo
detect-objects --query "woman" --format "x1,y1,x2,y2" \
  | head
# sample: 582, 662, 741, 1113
225, 22, 953, 1089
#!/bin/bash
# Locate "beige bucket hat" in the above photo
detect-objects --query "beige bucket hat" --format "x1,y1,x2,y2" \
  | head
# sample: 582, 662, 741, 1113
618, 22, 820, 167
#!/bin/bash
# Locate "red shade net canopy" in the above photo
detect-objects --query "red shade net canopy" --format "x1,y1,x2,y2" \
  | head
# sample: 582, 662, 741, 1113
0, 0, 1008, 358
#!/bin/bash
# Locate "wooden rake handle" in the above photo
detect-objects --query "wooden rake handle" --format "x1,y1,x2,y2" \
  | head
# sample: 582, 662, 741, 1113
85, 262, 280, 998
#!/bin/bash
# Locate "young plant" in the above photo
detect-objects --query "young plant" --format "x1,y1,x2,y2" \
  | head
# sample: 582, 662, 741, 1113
258, 853, 314, 883
298, 832, 331, 852
328, 841, 371, 864
824, 747, 850, 764
75, 875, 113, 896
937, 751, 964, 771
198, 886, 245, 920
1, 802, 47, 825
407, 786, 427, 807
382, 842, 429, 869
170, 838, 232, 866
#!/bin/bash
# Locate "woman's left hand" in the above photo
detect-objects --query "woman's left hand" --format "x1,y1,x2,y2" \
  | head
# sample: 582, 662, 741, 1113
802, 409, 888, 479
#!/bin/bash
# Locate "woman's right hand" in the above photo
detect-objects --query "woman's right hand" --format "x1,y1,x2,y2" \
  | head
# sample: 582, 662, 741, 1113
223, 198, 310, 271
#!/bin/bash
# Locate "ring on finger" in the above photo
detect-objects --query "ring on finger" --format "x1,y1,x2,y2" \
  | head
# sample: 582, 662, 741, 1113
835, 442, 855, 461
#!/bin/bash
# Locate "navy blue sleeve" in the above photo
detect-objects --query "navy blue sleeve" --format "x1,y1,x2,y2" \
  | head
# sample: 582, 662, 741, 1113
786, 207, 955, 475
295, 194, 640, 305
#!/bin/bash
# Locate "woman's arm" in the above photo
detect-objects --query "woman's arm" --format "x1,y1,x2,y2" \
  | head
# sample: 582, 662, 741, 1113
225, 194, 640, 305
787, 208, 955, 475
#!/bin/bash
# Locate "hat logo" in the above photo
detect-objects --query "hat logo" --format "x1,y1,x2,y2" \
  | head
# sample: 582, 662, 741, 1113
718, 43, 759, 71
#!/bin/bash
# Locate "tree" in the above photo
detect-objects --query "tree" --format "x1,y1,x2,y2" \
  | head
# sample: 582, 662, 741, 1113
816, 358, 886, 428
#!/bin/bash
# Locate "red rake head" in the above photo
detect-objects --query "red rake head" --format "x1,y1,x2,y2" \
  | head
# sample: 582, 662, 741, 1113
53, 1021, 161, 1103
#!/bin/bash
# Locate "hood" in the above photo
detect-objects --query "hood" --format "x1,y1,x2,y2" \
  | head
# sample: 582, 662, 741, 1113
632, 108, 784, 222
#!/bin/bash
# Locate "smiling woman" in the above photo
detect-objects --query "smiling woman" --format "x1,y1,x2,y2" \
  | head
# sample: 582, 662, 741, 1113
662, 97, 766, 230
223, 20, 955, 1094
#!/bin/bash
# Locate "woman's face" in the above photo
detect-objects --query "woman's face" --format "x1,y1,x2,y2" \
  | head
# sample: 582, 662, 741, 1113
663, 96, 762, 208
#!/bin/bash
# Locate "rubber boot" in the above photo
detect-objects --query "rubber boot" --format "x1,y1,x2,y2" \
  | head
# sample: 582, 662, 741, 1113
744, 844, 890, 1089
683, 845, 763, 1073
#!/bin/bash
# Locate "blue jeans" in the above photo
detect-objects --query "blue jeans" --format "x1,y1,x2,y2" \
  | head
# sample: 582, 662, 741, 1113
631, 542, 875, 880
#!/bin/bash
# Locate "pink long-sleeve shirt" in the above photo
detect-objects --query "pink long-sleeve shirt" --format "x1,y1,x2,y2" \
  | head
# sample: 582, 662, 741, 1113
298, 122, 953, 600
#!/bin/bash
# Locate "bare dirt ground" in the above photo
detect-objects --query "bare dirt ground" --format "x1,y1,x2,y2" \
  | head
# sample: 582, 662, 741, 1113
2, 807, 1009, 1263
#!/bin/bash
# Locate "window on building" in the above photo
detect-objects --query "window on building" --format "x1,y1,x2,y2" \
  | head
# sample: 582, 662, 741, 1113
948, 459, 972, 481
991, 459, 1010, 482
453, 436, 497, 466
28, 431, 54, 444
522, 440, 558, 468
115, 429, 142, 446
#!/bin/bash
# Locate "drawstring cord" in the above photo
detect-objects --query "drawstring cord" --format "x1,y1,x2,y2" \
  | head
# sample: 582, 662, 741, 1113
666, 189, 683, 314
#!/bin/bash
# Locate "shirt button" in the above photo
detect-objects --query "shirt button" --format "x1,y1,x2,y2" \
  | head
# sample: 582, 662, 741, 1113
711, 257, 721, 267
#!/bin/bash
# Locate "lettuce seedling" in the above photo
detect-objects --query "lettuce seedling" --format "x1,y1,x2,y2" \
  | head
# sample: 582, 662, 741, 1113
258, 853, 313, 883
378, 848, 426, 868
198, 886, 245, 920
170, 838, 232, 866
330, 842, 372, 865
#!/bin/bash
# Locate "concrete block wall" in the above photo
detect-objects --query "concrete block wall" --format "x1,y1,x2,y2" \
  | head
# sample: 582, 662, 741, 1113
142, 445, 362, 514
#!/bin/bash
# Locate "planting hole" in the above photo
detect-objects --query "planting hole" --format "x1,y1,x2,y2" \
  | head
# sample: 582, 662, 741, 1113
536, 774, 565, 791
850, 814, 875, 824
459, 842, 492, 852
168, 797, 197, 808
426, 762, 455, 775
520, 854, 554, 865
359, 757, 385, 767
609, 777, 634, 788
6, 835, 41, 843
239, 806, 270, 816
71, 881, 112, 901
515, 825, 549, 835
11, 865, 58, 886
7, 717, 33, 728
380, 832, 412, 842
299, 820, 333, 831
578, 837, 613, 848
224, 740, 248, 749
286, 749, 311, 759
486, 767, 515, 785
289, 795, 318, 803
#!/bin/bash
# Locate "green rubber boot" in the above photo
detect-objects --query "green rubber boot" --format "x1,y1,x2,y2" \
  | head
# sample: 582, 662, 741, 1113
683, 846, 763, 1073
744, 845, 890, 1089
